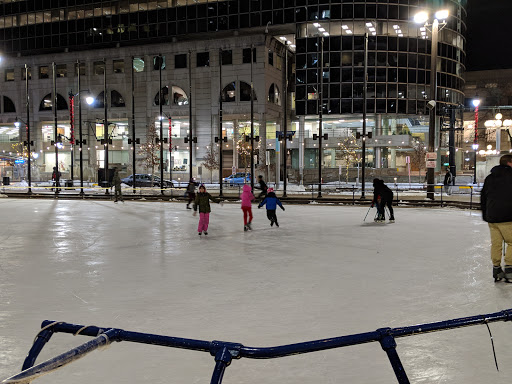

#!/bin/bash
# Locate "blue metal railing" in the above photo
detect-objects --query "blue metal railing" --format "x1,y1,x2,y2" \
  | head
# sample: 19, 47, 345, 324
3, 309, 511, 384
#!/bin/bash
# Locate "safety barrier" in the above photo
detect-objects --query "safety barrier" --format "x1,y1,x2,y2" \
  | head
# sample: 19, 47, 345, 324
3, 309, 511, 384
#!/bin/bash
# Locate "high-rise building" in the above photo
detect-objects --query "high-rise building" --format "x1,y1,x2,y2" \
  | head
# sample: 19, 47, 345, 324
0, 1, 467, 185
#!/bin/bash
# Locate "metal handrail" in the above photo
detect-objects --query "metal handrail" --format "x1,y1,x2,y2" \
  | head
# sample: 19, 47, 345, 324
3, 309, 511, 384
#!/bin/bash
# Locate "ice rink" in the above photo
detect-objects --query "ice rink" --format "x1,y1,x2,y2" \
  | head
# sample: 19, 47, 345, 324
0, 198, 511, 384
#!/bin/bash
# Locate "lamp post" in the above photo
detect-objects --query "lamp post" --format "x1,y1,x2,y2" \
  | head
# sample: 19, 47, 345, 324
69, 62, 93, 196
472, 98, 480, 184
52, 62, 60, 195
103, 59, 109, 194
414, 9, 449, 200
24, 64, 32, 194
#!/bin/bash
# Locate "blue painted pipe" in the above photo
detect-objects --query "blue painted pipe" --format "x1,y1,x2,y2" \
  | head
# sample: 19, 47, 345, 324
31, 308, 512, 384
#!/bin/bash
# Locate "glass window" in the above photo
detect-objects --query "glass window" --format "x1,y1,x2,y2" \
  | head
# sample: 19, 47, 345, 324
222, 82, 236, 102
221, 50, 232, 65
39, 66, 49, 79
133, 57, 145, 72
240, 81, 257, 101
3, 96, 15, 112
268, 50, 274, 66
172, 86, 189, 105
111, 91, 126, 107
113, 60, 125, 73
153, 56, 166, 70
154, 86, 169, 106
197, 52, 210, 67
243, 48, 257, 63
5, 68, 15, 82
94, 61, 105, 75
56, 64, 67, 78
175, 54, 187, 69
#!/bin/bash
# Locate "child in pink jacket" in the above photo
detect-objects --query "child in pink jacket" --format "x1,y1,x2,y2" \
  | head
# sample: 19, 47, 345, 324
240, 184, 255, 231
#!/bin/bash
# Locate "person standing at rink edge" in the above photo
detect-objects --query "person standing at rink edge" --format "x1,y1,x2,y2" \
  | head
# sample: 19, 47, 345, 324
372, 178, 395, 223
481, 154, 512, 283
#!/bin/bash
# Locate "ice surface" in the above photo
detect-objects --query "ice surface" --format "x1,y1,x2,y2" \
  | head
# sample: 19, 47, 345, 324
0, 199, 511, 384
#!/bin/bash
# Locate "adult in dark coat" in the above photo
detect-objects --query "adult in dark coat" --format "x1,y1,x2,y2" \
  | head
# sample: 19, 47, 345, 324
481, 154, 512, 281
256, 175, 268, 200
186, 179, 196, 209
372, 179, 395, 222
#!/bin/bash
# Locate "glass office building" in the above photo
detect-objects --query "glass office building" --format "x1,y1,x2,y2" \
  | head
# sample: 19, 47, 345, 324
0, 0, 467, 184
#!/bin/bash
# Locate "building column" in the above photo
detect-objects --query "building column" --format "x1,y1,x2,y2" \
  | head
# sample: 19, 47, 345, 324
298, 116, 305, 185
390, 148, 397, 169
375, 114, 382, 168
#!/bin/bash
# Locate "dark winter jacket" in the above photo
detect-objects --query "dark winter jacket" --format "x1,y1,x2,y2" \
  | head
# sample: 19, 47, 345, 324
113, 171, 121, 187
193, 192, 220, 213
257, 179, 268, 192
481, 165, 512, 223
373, 179, 393, 202
186, 182, 196, 194
258, 192, 284, 210
443, 171, 453, 186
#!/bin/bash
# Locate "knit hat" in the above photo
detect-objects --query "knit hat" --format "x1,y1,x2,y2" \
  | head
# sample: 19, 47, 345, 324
267, 187, 274, 193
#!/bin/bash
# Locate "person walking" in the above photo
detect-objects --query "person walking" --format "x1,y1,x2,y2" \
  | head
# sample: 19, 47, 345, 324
240, 184, 255, 231
372, 178, 395, 223
186, 178, 196, 209
256, 175, 268, 201
443, 167, 453, 195
258, 187, 285, 227
481, 154, 512, 282
112, 167, 123, 203
193, 184, 222, 236
51, 166, 61, 192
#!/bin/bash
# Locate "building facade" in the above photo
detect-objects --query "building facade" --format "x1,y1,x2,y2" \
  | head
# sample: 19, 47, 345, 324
0, 0, 467, 185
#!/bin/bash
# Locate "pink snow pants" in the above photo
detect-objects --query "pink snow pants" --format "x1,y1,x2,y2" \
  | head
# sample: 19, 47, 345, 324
198, 212, 210, 233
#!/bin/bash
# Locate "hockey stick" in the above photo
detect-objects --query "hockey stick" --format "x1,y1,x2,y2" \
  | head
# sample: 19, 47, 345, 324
363, 206, 372, 221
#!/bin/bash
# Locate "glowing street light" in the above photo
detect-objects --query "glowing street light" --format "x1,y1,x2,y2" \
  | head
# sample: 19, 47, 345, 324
414, 9, 449, 199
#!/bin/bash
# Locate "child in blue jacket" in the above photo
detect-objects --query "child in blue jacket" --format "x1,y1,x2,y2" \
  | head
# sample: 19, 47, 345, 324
258, 188, 285, 227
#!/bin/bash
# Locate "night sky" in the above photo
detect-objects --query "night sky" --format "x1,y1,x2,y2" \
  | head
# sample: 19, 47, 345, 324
465, 0, 512, 71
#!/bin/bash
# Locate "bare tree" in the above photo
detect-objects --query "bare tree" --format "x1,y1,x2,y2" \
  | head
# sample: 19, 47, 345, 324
336, 133, 361, 182
137, 123, 160, 183
410, 141, 427, 183
202, 142, 219, 182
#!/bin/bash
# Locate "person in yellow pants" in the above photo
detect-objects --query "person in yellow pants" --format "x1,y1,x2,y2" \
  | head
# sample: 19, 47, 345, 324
481, 154, 512, 282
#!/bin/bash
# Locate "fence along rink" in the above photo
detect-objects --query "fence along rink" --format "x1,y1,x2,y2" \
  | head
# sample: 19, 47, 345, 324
3, 309, 512, 384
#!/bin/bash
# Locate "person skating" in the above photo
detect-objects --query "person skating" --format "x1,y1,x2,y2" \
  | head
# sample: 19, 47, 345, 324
372, 178, 395, 223
443, 167, 453, 195
258, 187, 284, 227
256, 175, 268, 201
481, 154, 512, 282
112, 167, 123, 203
185, 178, 196, 209
193, 184, 222, 236
240, 184, 255, 231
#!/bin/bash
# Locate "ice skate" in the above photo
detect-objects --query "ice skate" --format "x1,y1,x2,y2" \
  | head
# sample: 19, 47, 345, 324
275, 221, 279, 227
244, 225, 248, 232
198, 232, 202, 236
270, 221, 274, 227
186, 204, 191, 209
247, 222, 252, 230
204, 231, 208, 236
503, 265, 512, 283
389, 216, 395, 223
493, 266, 504, 282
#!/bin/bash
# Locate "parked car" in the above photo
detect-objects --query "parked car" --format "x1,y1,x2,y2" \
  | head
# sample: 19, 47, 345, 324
121, 174, 173, 188
223, 172, 251, 185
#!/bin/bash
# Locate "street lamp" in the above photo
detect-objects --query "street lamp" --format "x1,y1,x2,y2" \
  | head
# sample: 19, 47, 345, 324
414, 9, 449, 200
69, 62, 93, 196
